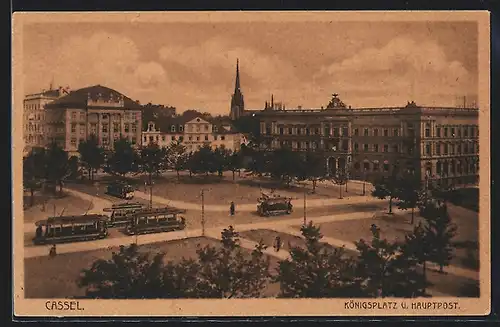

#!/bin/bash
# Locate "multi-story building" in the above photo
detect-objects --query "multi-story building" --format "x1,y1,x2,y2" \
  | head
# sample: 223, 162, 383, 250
142, 113, 244, 153
256, 94, 479, 188
44, 85, 142, 155
23, 87, 66, 155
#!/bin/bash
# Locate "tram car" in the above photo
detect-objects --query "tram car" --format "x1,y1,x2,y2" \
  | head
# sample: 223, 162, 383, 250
257, 193, 293, 217
106, 182, 135, 199
124, 207, 187, 236
102, 202, 146, 227
32, 214, 109, 245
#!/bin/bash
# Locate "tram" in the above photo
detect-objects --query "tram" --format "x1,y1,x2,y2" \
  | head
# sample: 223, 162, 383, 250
106, 182, 135, 200
124, 207, 187, 236
32, 214, 109, 245
257, 192, 293, 217
102, 202, 146, 227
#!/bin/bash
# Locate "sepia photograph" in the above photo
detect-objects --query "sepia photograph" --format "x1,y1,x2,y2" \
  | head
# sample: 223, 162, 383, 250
12, 11, 490, 317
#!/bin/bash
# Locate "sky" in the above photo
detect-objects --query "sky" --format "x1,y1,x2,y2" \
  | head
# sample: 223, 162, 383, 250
22, 19, 478, 115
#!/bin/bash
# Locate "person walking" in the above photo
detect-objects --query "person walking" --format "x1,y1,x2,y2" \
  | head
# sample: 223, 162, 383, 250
274, 236, 282, 252
230, 201, 235, 216
49, 244, 57, 258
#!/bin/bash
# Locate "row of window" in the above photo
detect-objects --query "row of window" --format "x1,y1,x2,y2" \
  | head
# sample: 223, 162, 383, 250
144, 134, 226, 143
70, 136, 137, 147
268, 125, 402, 138
70, 112, 140, 121
424, 124, 479, 138
26, 123, 43, 132
434, 160, 478, 175
24, 103, 43, 111
424, 142, 478, 156
353, 127, 400, 137
72, 123, 138, 134
353, 143, 400, 153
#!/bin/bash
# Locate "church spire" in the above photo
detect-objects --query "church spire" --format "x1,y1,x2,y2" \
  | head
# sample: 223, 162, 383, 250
234, 58, 241, 92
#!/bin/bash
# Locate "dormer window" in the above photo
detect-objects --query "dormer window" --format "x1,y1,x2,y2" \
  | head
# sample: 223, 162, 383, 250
214, 126, 218, 132
148, 122, 155, 132
179, 125, 184, 132
171, 125, 176, 132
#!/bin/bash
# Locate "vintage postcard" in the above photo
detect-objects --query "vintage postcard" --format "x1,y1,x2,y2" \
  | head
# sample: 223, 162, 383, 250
12, 11, 491, 317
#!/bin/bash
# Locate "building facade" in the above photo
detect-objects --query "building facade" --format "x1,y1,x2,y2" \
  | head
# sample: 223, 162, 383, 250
256, 94, 479, 187
44, 85, 142, 155
142, 114, 244, 153
23, 87, 66, 155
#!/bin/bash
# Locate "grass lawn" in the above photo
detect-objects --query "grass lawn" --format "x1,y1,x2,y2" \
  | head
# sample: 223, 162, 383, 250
240, 228, 479, 297
23, 192, 93, 223
291, 204, 479, 271
24, 236, 280, 299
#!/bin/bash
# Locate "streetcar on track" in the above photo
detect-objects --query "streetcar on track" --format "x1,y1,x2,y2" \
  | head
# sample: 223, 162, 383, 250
32, 214, 109, 245
102, 202, 146, 227
124, 207, 187, 236
257, 192, 293, 217
106, 182, 135, 200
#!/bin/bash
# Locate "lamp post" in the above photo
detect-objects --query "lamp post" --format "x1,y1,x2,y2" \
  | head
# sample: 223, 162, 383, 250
303, 187, 307, 226
201, 188, 207, 236
362, 168, 367, 196
149, 180, 154, 209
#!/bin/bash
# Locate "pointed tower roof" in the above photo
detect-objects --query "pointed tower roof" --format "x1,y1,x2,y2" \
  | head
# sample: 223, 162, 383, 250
234, 58, 241, 92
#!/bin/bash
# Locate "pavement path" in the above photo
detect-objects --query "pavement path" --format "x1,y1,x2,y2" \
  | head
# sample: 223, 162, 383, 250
133, 190, 387, 212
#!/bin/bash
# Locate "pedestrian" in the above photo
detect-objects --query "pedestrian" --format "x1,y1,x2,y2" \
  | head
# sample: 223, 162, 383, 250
49, 244, 57, 258
230, 201, 235, 216
275, 236, 281, 252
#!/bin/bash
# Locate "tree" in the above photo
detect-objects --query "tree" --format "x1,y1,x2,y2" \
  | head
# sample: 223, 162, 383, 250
78, 243, 166, 299
78, 134, 105, 181
194, 226, 271, 298
401, 223, 432, 294
187, 144, 216, 176
23, 147, 46, 207
354, 224, 425, 297
227, 150, 243, 181
105, 137, 140, 177
139, 143, 166, 184
420, 201, 457, 273
396, 173, 423, 224
275, 222, 362, 298
371, 172, 400, 214
212, 146, 231, 177
297, 151, 326, 194
331, 168, 348, 199
267, 147, 301, 186
165, 140, 189, 180
67, 155, 80, 180
45, 142, 70, 193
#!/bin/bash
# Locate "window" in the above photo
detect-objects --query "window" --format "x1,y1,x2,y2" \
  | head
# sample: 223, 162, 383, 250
124, 123, 129, 133
221, 136, 225, 141
297, 128, 302, 135
205, 125, 209, 131
214, 135, 218, 140
279, 127, 284, 135
71, 112, 76, 120
444, 127, 448, 137
162, 136, 166, 142
422, 124, 431, 138
436, 127, 441, 137
131, 123, 137, 133
373, 163, 380, 171
354, 143, 359, 152
113, 123, 119, 133
196, 125, 200, 132
179, 126, 184, 132
342, 140, 348, 151
374, 144, 379, 152
342, 127, 348, 136
393, 128, 399, 137
196, 136, 200, 141
373, 128, 379, 137
149, 136, 154, 142
425, 143, 431, 156
289, 127, 293, 135
213, 126, 218, 133
436, 143, 441, 155
171, 125, 176, 132
324, 126, 330, 136
143, 136, 147, 142
383, 129, 389, 137
363, 162, 370, 171
70, 138, 77, 146
450, 143, 455, 155
364, 128, 369, 136
354, 128, 359, 136
437, 162, 442, 174
205, 135, 209, 141
80, 112, 85, 120
156, 136, 159, 142
383, 163, 390, 172
80, 127, 85, 136
172, 136, 176, 141
354, 162, 360, 170
444, 144, 449, 155
363, 144, 369, 151
71, 123, 76, 133
392, 145, 399, 153
188, 136, 192, 141
451, 127, 456, 137
383, 144, 389, 152
458, 128, 462, 137
333, 128, 339, 137
102, 138, 109, 145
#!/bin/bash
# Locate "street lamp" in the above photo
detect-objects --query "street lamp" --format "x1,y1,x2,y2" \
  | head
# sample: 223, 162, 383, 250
149, 180, 154, 209
362, 168, 367, 196
303, 186, 307, 226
